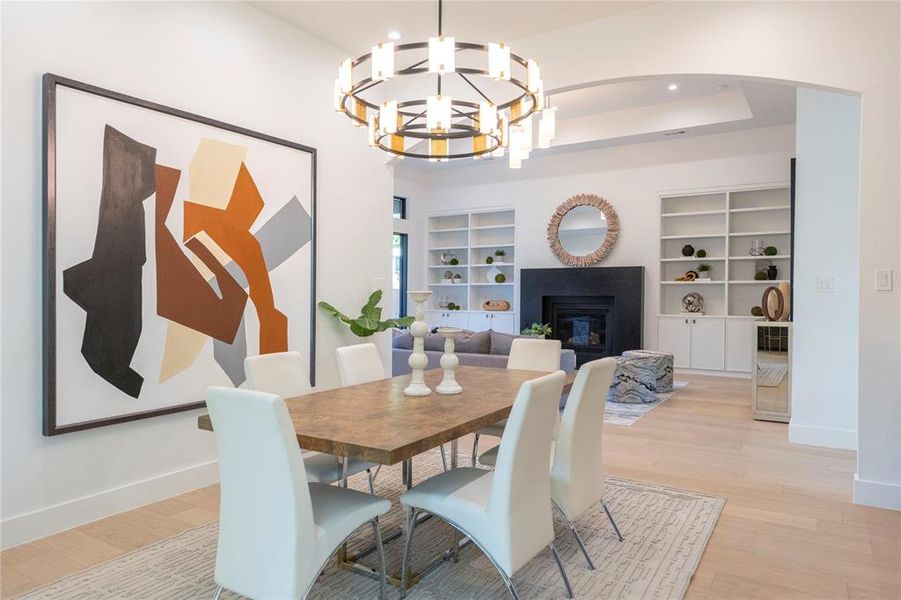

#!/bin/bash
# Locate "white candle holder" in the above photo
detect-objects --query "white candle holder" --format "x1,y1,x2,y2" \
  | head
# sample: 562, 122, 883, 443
436, 327, 462, 395
404, 291, 432, 397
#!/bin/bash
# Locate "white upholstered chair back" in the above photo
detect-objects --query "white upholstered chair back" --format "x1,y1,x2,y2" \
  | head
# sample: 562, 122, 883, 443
244, 351, 309, 399
335, 342, 386, 386
551, 357, 617, 519
206, 386, 318, 599
506, 338, 562, 372
488, 370, 567, 574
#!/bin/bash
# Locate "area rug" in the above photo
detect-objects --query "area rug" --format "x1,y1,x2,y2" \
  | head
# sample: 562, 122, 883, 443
18, 450, 723, 600
603, 381, 688, 427
756, 363, 788, 388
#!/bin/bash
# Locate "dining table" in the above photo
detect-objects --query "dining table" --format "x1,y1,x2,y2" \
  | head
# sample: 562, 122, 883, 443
197, 365, 577, 589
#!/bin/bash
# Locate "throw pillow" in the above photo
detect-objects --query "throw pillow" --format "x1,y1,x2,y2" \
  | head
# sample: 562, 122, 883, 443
392, 329, 413, 349
489, 330, 519, 355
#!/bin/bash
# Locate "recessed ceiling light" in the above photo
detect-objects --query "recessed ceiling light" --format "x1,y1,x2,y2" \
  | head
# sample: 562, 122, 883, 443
668, 83, 679, 91
387, 31, 401, 40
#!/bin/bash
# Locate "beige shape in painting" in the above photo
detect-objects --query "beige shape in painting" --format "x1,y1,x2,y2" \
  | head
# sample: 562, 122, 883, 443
188, 138, 247, 209
188, 231, 233, 282
159, 321, 208, 383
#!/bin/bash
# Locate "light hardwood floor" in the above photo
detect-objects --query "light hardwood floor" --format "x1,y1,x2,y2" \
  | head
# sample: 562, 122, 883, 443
2, 374, 899, 598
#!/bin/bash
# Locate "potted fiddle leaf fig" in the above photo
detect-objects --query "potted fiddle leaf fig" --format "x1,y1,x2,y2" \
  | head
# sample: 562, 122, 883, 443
521, 322, 552, 338
318, 290, 414, 338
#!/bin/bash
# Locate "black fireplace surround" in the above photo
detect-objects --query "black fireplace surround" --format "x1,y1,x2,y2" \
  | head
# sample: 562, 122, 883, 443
521, 267, 643, 366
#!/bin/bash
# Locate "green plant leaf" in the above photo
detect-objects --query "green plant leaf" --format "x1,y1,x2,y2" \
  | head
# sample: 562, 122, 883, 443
349, 320, 374, 337
318, 301, 354, 324
361, 290, 382, 313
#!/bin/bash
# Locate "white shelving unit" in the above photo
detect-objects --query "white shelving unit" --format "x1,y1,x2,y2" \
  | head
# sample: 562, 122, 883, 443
657, 184, 792, 374
425, 208, 517, 334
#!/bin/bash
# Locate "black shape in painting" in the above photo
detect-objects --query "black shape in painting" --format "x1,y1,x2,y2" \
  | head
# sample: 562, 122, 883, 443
63, 125, 156, 398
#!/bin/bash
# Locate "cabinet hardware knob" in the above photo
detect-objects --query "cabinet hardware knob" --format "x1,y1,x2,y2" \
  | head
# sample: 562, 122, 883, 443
684, 319, 688, 324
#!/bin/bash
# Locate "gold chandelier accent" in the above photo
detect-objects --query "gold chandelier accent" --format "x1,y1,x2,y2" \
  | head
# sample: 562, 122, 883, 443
334, 0, 557, 168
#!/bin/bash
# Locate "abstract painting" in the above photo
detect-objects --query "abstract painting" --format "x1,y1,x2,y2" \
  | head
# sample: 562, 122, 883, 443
43, 74, 316, 435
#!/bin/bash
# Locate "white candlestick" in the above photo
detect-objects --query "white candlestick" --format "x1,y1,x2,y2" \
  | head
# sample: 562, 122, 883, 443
436, 327, 462, 394
404, 291, 432, 397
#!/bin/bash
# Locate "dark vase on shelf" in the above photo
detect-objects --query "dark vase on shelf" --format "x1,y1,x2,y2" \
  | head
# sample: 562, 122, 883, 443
767, 265, 778, 280
681, 244, 695, 257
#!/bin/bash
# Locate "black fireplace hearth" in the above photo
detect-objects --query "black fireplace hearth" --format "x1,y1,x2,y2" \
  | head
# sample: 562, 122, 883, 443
521, 267, 643, 366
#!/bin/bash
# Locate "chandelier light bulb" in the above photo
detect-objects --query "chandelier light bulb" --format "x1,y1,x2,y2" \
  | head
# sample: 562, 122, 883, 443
371, 42, 395, 81
379, 100, 398, 134
538, 106, 557, 148
427, 95, 452, 131
478, 102, 497, 135
428, 36, 455, 75
338, 58, 353, 93
333, 79, 343, 112
368, 115, 379, 147
498, 113, 509, 147
488, 42, 511, 81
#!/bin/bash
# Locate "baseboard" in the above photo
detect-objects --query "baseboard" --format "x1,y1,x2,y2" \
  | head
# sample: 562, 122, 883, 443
674, 368, 751, 379
0, 460, 219, 550
854, 474, 901, 511
788, 423, 857, 450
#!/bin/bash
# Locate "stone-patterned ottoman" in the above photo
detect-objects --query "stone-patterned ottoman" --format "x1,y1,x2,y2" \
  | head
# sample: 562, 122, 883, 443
622, 349, 674, 393
607, 356, 658, 404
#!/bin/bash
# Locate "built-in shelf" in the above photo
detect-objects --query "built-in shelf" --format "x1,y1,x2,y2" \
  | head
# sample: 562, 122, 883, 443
661, 209, 727, 218
661, 257, 726, 262
729, 205, 790, 214
728, 255, 790, 260
426, 208, 517, 330
729, 230, 791, 237
661, 233, 726, 240
730, 279, 791, 285
661, 280, 725, 285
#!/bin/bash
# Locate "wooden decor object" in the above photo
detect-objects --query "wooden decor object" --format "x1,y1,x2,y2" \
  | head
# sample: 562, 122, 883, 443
547, 193, 619, 267
482, 300, 511, 311
761, 286, 785, 321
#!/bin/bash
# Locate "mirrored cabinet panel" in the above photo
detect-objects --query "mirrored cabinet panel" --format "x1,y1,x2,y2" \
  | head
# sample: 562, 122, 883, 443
752, 322, 791, 422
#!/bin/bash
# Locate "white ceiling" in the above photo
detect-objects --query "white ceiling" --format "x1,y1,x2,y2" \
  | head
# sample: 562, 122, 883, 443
250, 1, 653, 54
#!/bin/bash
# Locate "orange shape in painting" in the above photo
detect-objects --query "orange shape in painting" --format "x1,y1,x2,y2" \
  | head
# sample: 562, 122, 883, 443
184, 163, 288, 354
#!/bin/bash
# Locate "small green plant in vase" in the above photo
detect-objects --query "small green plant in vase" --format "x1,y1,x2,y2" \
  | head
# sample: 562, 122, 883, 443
494, 249, 506, 263
521, 322, 552, 339
697, 263, 712, 280
318, 290, 414, 338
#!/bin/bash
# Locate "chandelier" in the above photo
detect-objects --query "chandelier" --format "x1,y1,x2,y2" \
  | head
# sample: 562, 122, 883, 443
333, 0, 557, 168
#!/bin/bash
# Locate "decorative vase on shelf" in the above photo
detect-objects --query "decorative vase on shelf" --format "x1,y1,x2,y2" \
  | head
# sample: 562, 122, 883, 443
767, 265, 778, 280
404, 291, 432, 397
681, 244, 695, 257
436, 327, 463, 394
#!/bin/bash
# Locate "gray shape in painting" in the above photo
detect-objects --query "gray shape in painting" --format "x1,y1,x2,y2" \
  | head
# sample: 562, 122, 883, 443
214, 315, 248, 386
224, 196, 311, 288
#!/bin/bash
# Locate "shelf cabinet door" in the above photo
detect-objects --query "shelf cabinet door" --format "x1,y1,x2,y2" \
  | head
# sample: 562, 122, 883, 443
689, 317, 725, 370
427, 310, 468, 330
466, 312, 493, 332
490, 313, 516, 334
657, 316, 691, 368
725, 319, 754, 372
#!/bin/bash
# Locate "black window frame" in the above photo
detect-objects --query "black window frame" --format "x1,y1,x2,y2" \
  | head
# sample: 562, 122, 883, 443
393, 232, 409, 319
393, 195, 407, 220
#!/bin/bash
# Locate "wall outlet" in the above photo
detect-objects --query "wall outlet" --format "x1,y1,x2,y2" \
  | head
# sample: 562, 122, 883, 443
816, 277, 837, 293
875, 269, 893, 292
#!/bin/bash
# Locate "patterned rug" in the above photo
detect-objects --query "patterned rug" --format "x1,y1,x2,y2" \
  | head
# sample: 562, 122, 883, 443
603, 381, 688, 427
18, 450, 723, 600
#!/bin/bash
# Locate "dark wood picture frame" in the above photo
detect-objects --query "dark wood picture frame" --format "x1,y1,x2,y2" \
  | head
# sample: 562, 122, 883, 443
42, 73, 317, 436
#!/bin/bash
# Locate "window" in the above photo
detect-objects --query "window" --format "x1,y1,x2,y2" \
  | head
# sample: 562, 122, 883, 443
393, 195, 407, 220
392, 233, 408, 319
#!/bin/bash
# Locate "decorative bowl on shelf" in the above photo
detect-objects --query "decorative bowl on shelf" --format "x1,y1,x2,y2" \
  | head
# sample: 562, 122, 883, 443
483, 300, 511, 311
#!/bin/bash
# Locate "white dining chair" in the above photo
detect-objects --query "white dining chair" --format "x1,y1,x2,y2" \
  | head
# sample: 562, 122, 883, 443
205, 386, 390, 600
471, 338, 562, 465
336, 343, 449, 472
479, 357, 625, 568
245, 352, 379, 492
399, 370, 571, 600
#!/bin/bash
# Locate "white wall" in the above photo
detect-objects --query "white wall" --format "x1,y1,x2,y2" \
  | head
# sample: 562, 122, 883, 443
791, 88, 861, 451
503, 0, 899, 510
397, 125, 795, 348
0, 1, 393, 547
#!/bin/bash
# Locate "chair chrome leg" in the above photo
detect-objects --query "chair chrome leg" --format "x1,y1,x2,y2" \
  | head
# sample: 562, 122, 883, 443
211, 585, 223, 600
371, 464, 381, 482
471, 433, 480, 467
552, 500, 595, 570
341, 456, 349, 488
549, 543, 574, 599
400, 508, 420, 599
366, 469, 376, 495
439, 444, 448, 471
370, 518, 387, 600
601, 500, 625, 542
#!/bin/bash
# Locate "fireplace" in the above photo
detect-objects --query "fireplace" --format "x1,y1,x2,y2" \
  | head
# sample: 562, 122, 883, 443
521, 267, 643, 366
544, 296, 613, 364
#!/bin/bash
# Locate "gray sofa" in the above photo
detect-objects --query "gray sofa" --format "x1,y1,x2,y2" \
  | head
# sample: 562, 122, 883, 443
392, 329, 576, 375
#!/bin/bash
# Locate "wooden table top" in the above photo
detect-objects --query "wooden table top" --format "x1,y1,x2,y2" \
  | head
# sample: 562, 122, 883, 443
197, 366, 576, 465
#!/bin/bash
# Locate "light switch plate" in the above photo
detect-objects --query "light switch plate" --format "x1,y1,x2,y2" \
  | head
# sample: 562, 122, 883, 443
875, 269, 893, 292
816, 277, 837, 293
